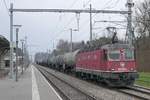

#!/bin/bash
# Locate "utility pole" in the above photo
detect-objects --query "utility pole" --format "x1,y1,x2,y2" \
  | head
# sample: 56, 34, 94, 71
70, 28, 78, 52
24, 36, 27, 68
70, 29, 73, 52
20, 39, 24, 74
15, 28, 19, 82
10, 3, 14, 79
90, 4, 92, 41
30, 55, 32, 63
13, 25, 22, 82
53, 41, 55, 49
76, 13, 80, 31
126, 0, 134, 45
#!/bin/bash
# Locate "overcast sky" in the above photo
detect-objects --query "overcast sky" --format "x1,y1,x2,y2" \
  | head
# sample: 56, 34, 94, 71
0, 0, 142, 56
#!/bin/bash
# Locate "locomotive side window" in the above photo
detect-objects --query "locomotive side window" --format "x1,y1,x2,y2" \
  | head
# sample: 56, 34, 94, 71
78, 58, 80, 61
88, 55, 90, 59
103, 50, 107, 60
94, 55, 97, 60
125, 49, 134, 60
108, 50, 120, 61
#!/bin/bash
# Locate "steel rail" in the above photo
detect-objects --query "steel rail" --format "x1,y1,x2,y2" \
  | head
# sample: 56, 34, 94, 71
38, 68, 71, 100
127, 86, 150, 95
35, 64, 150, 100
37, 66, 97, 100
117, 88, 150, 100
134, 85, 150, 91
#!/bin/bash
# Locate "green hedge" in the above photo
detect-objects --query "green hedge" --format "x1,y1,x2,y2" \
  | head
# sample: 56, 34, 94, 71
135, 72, 150, 88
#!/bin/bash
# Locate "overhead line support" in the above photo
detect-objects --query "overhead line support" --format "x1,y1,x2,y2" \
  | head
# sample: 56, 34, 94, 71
10, 9, 128, 14
10, 3, 14, 79
90, 4, 92, 41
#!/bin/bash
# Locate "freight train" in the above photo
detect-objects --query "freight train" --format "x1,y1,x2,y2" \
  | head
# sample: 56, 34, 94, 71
36, 43, 138, 87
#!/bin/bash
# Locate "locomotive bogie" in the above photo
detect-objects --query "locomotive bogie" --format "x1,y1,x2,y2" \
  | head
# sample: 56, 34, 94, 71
75, 68, 138, 86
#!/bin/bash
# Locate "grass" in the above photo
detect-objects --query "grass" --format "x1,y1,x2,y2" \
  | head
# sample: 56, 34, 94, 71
135, 72, 150, 88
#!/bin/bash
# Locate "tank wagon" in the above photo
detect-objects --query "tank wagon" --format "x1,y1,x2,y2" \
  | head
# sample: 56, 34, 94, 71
63, 50, 80, 72
48, 50, 80, 72
39, 43, 138, 87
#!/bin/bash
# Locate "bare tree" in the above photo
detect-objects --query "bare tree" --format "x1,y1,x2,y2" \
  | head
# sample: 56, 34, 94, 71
56, 39, 70, 53
134, 0, 150, 38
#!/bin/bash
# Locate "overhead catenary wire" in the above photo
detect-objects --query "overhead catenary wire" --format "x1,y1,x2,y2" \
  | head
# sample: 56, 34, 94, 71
2, 0, 9, 15
52, 16, 75, 39
113, 0, 121, 7
79, 15, 125, 40
59, 0, 80, 28
63, 0, 81, 29
52, 0, 81, 41
83, 0, 92, 8
79, 13, 97, 31
56, 0, 92, 36
79, 0, 118, 32
79, 0, 123, 39
94, 20, 127, 27
69, 0, 80, 8
102, 0, 121, 9
103, 0, 114, 8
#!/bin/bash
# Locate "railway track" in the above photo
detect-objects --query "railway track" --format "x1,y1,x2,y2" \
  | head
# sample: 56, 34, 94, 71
117, 86, 150, 100
128, 85, 150, 95
37, 66, 97, 100
71, 72, 150, 100
35, 64, 150, 100
89, 81, 150, 100
134, 85, 150, 92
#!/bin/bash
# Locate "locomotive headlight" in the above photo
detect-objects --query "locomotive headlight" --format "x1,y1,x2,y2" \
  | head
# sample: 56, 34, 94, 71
130, 68, 134, 71
120, 62, 125, 67
111, 68, 115, 71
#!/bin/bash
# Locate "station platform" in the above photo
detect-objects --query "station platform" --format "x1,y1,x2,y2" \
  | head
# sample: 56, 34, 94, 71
0, 64, 62, 100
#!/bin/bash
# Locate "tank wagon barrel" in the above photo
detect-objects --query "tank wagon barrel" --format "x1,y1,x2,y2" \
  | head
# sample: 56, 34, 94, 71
63, 50, 80, 67
47, 50, 80, 71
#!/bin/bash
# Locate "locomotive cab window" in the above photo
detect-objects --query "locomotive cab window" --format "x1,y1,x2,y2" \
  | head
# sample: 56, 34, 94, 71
103, 50, 107, 60
108, 50, 120, 61
125, 49, 134, 60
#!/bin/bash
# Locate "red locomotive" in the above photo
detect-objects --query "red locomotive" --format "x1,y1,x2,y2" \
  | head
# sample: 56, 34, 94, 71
75, 43, 138, 86
40, 43, 138, 87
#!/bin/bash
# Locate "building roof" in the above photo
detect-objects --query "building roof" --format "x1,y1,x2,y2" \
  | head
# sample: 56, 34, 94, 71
0, 35, 9, 55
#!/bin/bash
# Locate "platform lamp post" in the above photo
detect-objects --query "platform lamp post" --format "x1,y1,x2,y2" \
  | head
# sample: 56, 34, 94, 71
9, 3, 14, 79
20, 39, 24, 75
70, 28, 78, 52
13, 25, 22, 82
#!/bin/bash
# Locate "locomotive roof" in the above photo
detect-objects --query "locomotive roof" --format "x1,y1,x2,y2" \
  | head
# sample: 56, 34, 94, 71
101, 43, 134, 50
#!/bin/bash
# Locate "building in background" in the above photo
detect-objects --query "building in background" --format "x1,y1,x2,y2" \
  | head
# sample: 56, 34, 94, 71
0, 35, 23, 69
0, 35, 9, 69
